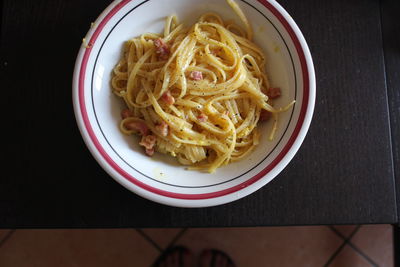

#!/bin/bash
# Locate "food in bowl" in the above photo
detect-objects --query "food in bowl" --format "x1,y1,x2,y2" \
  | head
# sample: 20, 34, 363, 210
74, 0, 315, 207
111, 0, 294, 173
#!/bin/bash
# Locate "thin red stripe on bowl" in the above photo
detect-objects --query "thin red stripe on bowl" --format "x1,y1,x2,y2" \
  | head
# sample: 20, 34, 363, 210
77, 0, 311, 200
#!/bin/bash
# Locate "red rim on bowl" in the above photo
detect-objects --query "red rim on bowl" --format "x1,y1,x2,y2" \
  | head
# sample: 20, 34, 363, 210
75, 0, 313, 201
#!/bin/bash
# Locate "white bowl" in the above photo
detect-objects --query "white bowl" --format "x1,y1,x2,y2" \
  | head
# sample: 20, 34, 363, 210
72, 0, 316, 207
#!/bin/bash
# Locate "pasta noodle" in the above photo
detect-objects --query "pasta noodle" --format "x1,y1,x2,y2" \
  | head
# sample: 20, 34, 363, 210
111, 0, 294, 173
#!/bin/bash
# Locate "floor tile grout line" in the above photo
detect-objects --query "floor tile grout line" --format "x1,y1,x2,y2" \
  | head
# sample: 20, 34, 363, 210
328, 225, 379, 265
344, 225, 362, 241
347, 241, 379, 267
166, 228, 188, 249
328, 226, 347, 240
329, 225, 362, 242
324, 225, 362, 267
0, 229, 15, 249
143, 228, 189, 262
135, 229, 163, 253
323, 240, 347, 267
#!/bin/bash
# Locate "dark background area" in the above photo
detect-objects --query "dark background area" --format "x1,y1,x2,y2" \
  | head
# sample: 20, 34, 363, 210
1, 0, 399, 228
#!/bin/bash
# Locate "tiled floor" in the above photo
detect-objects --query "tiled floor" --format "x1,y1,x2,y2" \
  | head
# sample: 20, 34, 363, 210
0, 225, 394, 267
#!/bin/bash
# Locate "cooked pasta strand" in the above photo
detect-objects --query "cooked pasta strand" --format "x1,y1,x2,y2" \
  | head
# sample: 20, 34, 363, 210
111, 0, 294, 172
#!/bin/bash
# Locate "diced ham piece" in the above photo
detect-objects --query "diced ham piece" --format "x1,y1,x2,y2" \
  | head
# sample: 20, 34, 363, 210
189, 71, 203, 81
139, 135, 156, 150
267, 87, 281, 99
124, 121, 150, 136
197, 113, 208, 122
139, 135, 157, 156
156, 121, 169, 137
153, 38, 170, 60
121, 108, 133, 119
161, 90, 175, 105
259, 109, 271, 121
145, 148, 154, 156
210, 48, 222, 55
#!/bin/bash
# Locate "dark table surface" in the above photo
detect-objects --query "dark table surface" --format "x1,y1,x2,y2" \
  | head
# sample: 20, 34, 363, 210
1, 0, 399, 228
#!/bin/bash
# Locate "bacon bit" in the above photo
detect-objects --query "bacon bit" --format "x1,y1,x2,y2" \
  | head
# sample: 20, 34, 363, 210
121, 108, 133, 119
154, 38, 170, 60
259, 109, 271, 121
267, 87, 281, 99
161, 90, 175, 105
145, 148, 155, 156
155, 121, 169, 137
210, 48, 222, 55
124, 121, 150, 136
189, 71, 203, 81
197, 113, 208, 122
139, 134, 156, 151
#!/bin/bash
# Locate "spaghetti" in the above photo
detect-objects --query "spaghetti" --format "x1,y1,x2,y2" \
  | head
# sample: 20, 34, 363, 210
111, 0, 294, 173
